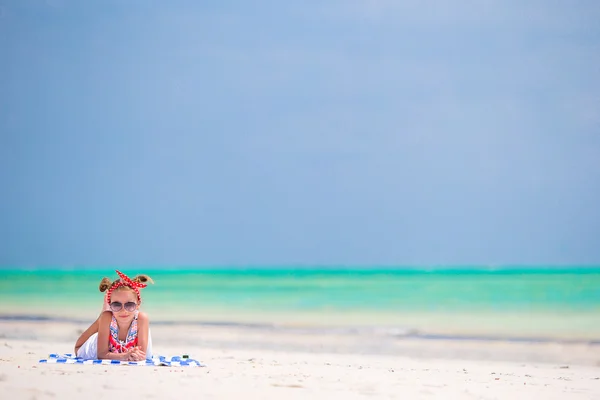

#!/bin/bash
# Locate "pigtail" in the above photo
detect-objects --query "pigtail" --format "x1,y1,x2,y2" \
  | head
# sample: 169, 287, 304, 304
99, 277, 112, 292
133, 274, 154, 285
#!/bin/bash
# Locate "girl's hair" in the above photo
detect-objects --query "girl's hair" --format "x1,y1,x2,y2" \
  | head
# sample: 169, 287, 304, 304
99, 274, 154, 292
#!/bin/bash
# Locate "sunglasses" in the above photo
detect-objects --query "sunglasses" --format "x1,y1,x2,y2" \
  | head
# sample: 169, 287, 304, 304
109, 301, 138, 312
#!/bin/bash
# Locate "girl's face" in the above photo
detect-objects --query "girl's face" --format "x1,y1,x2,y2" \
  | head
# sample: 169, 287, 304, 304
109, 288, 139, 320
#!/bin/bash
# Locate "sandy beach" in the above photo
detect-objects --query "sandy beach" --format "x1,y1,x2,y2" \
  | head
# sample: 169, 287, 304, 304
1, 320, 599, 399
3, 0, 600, 396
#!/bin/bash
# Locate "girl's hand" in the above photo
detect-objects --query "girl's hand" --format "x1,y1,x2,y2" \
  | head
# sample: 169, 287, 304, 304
132, 347, 146, 361
124, 347, 146, 361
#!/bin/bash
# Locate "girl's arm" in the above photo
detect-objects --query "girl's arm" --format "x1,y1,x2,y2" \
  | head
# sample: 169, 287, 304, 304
74, 317, 100, 355
136, 312, 150, 355
75, 295, 111, 354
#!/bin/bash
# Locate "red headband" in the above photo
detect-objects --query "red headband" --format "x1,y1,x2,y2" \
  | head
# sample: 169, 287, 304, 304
106, 270, 147, 304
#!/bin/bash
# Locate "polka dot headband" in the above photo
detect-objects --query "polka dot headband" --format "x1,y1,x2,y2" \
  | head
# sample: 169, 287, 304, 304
106, 270, 148, 304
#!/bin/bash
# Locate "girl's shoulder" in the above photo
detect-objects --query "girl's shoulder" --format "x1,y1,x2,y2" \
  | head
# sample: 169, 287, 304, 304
137, 311, 149, 323
98, 310, 114, 327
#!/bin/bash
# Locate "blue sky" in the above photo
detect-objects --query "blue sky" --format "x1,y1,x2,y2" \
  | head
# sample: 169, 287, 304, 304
1, 0, 599, 267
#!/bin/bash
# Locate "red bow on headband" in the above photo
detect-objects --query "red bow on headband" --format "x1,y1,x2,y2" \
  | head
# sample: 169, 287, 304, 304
106, 270, 147, 304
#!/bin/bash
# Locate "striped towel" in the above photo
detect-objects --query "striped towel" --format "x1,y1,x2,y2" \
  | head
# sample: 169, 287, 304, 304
39, 353, 206, 367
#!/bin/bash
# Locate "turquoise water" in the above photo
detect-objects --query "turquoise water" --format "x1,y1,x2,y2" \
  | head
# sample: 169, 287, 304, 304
1, 267, 598, 314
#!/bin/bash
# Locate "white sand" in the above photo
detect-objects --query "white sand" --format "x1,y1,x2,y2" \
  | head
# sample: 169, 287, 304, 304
1, 321, 599, 399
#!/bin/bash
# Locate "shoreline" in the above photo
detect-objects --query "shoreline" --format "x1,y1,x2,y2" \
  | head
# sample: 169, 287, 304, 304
2, 307, 599, 343
2, 315, 599, 349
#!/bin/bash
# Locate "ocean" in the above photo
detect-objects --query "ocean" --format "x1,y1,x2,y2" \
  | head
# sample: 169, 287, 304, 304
1, 267, 599, 340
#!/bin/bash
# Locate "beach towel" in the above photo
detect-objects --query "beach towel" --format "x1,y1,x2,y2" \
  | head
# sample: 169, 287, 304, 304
39, 353, 206, 367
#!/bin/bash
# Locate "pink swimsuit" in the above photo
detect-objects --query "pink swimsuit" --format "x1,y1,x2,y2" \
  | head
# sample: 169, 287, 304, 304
108, 313, 138, 353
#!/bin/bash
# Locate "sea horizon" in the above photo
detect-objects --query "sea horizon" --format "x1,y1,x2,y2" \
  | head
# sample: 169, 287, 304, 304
1, 264, 600, 272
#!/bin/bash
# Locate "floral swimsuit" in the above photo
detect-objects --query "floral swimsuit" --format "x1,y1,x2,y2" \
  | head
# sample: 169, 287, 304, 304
108, 313, 138, 353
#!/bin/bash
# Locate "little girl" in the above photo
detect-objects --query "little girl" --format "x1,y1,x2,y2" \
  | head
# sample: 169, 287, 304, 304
74, 270, 153, 361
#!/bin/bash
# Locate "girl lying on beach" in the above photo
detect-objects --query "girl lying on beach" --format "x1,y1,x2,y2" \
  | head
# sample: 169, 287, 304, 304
74, 270, 153, 361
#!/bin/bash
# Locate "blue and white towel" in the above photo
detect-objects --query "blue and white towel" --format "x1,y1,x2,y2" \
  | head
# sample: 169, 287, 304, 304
39, 353, 206, 367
